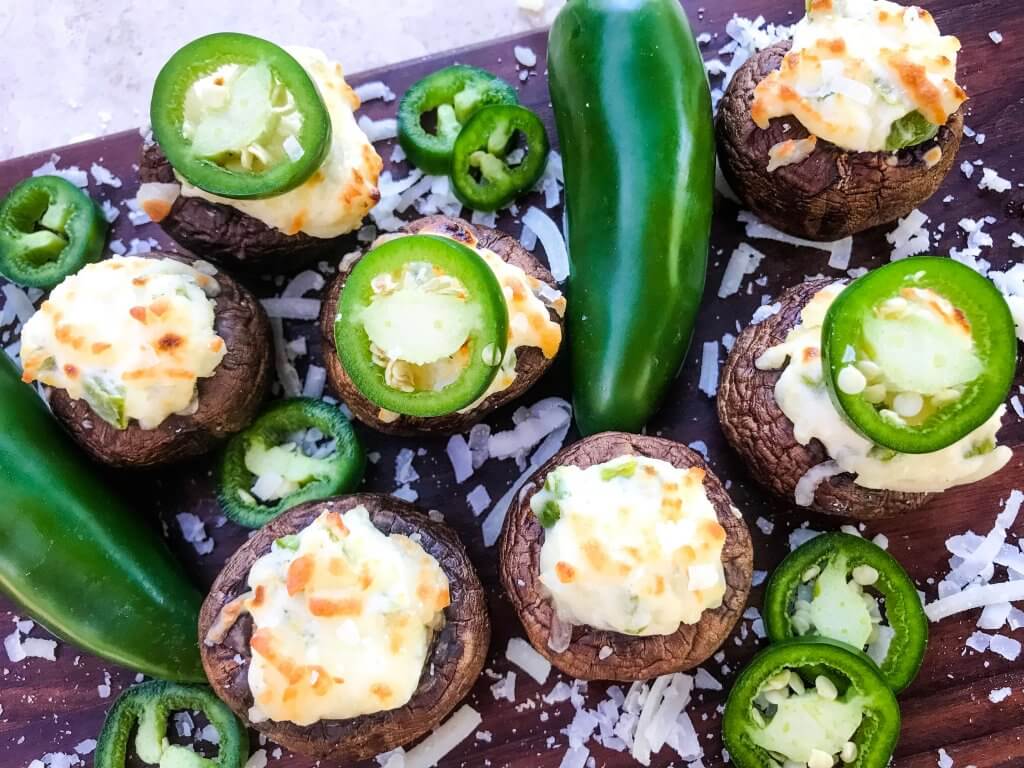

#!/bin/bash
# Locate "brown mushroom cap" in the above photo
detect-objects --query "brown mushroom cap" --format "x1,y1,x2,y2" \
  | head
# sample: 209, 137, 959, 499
319, 215, 564, 436
198, 493, 490, 761
139, 143, 358, 271
716, 41, 964, 242
499, 432, 753, 682
717, 277, 933, 520
49, 252, 271, 467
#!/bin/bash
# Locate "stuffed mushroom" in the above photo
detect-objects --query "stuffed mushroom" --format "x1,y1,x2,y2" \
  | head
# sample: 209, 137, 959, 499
19, 253, 271, 467
198, 494, 490, 761
138, 34, 382, 270
719, 261, 1016, 519
320, 215, 566, 436
717, 0, 966, 241
500, 432, 753, 681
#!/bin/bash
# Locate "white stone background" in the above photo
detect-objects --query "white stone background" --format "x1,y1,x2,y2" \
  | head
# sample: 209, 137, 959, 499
0, 0, 567, 160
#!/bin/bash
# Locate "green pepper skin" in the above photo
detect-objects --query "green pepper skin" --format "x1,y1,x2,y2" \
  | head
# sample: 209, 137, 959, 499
549, 0, 715, 435
218, 397, 365, 528
95, 681, 246, 768
398, 65, 519, 175
765, 533, 928, 692
0, 176, 108, 289
0, 354, 205, 682
822, 257, 1018, 454
723, 638, 901, 768
451, 104, 550, 212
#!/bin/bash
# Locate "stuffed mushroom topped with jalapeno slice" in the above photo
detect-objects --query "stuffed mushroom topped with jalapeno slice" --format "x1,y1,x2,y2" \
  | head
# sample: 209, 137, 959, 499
19, 254, 271, 467
140, 33, 383, 269
321, 215, 566, 435
719, 258, 1017, 519
199, 494, 489, 760
717, 0, 967, 241
500, 432, 753, 681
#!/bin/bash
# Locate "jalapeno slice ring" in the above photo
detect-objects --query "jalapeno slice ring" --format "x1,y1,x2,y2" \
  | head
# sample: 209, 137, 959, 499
95, 681, 246, 768
218, 398, 365, 529
398, 65, 519, 175
822, 257, 1018, 454
451, 104, 551, 212
765, 532, 928, 692
723, 638, 900, 768
151, 33, 331, 200
0, 176, 108, 289
335, 234, 509, 417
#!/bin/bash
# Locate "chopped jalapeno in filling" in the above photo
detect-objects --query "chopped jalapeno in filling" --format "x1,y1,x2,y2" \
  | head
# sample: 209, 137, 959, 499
336, 232, 564, 419
723, 639, 900, 768
822, 258, 1018, 454
531, 455, 727, 638
206, 506, 450, 726
218, 398, 365, 528
19, 257, 225, 430
752, 0, 967, 153
757, 276, 1012, 494
765, 533, 928, 692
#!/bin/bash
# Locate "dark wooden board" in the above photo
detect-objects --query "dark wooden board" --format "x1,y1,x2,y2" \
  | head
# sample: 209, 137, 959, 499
1, 1, 1023, 765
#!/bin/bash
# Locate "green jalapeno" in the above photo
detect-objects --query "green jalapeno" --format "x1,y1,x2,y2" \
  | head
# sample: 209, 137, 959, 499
0, 176, 108, 289
397, 65, 519, 175
151, 33, 331, 199
335, 234, 509, 417
723, 638, 900, 768
95, 681, 246, 768
451, 104, 550, 211
218, 397, 365, 528
822, 257, 1018, 454
765, 532, 928, 692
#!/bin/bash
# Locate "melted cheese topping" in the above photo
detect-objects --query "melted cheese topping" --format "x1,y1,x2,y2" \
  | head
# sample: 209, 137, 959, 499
533, 456, 727, 636
752, 0, 966, 152
372, 231, 565, 422
756, 283, 1011, 493
243, 506, 449, 726
20, 257, 225, 429
179, 46, 383, 239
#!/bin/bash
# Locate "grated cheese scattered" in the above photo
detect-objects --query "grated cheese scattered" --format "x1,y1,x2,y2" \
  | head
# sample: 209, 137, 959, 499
354, 81, 397, 103
718, 243, 765, 298
522, 207, 569, 282
466, 484, 491, 517
514, 46, 538, 68
506, 637, 552, 684
698, 341, 719, 397
176, 512, 214, 556
358, 115, 399, 143
979, 168, 1012, 194
886, 209, 931, 261
738, 210, 852, 271
990, 31, 1004, 44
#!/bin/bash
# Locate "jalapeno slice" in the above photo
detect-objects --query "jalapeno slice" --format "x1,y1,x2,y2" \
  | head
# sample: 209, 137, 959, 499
723, 638, 900, 768
95, 681, 246, 768
151, 33, 330, 199
397, 65, 519, 175
822, 257, 1018, 454
0, 176, 107, 289
765, 533, 928, 692
335, 234, 509, 417
218, 398, 365, 528
451, 104, 551, 212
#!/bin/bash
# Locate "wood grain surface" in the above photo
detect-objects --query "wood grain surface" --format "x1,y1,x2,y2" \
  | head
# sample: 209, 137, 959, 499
1, 1, 1022, 766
